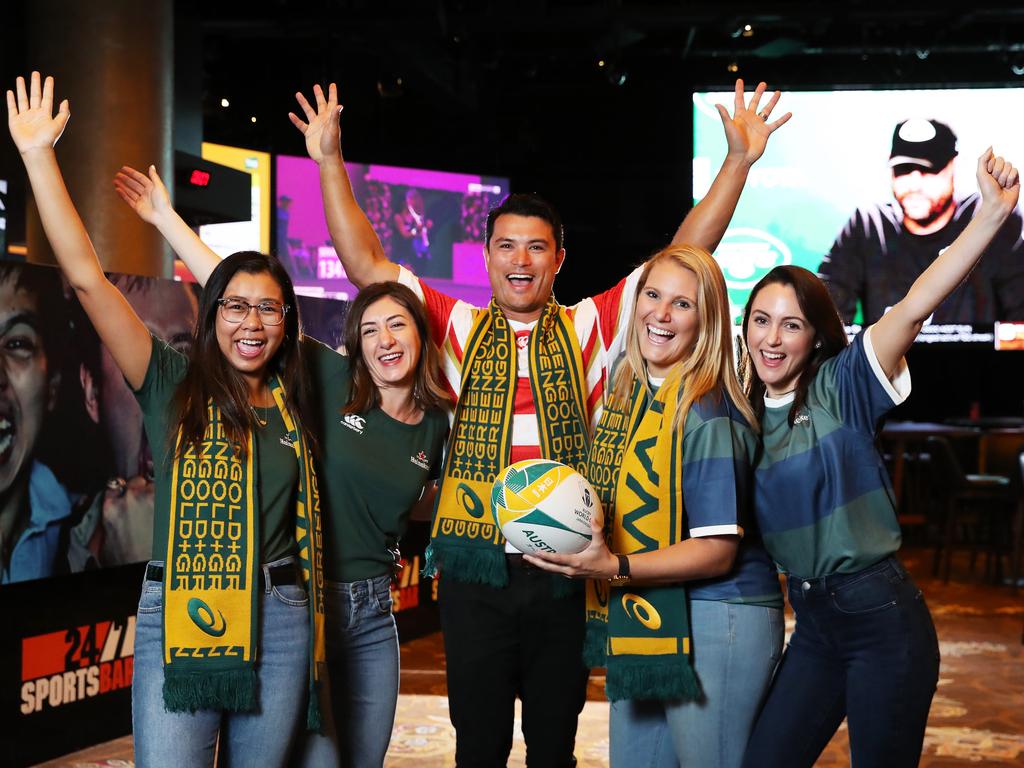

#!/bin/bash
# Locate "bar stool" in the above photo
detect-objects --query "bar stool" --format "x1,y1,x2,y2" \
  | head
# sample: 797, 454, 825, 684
925, 435, 1012, 583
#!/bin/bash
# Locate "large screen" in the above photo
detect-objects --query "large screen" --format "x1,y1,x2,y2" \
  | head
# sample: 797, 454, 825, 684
198, 143, 272, 256
275, 154, 508, 305
693, 87, 1024, 343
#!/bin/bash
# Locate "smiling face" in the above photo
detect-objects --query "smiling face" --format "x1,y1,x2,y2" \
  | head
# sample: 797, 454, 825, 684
484, 214, 565, 323
634, 260, 701, 378
745, 282, 817, 397
214, 271, 287, 391
359, 295, 422, 391
0, 278, 57, 494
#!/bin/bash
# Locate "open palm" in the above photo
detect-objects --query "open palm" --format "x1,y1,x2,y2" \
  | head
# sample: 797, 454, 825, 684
6, 72, 70, 154
289, 83, 342, 164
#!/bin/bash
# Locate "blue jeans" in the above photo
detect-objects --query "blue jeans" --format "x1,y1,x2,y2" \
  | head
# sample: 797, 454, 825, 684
296, 574, 399, 768
609, 600, 784, 768
132, 557, 310, 768
741, 557, 940, 768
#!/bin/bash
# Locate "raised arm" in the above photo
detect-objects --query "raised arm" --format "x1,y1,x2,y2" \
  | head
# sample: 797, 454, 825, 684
113, 164, 221, 286
672, 78, 791, 252
7, 72, 151, 389
289, 83, 398, 287
872, 148, 1020, 375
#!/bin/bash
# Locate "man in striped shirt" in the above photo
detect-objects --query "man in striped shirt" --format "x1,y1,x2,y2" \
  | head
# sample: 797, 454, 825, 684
290, 77, 789, 766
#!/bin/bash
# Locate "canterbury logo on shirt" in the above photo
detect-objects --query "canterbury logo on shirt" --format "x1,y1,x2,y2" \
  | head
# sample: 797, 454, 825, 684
341, 414, 366, 434
410, 450, 430, 470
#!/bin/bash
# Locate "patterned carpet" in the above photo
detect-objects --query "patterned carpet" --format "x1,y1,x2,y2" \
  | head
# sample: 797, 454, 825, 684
35, 548, 1024, 767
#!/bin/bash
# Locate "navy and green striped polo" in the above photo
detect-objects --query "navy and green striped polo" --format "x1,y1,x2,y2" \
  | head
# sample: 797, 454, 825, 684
753, 329, 911, 579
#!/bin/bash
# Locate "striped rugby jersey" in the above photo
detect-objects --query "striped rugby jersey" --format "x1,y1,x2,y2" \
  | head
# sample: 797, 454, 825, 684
754, 328, 911, 579
649, 386, 782, 605
398, 266, 641, 552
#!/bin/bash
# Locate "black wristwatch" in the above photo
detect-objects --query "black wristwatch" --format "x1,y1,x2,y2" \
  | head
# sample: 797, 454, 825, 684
610, 554, 631, 586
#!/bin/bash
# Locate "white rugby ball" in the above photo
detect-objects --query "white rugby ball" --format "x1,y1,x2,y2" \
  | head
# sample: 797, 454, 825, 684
491, 459, 601, 555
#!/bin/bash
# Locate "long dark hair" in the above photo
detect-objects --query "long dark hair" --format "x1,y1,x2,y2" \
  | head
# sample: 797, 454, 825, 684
342, 281, 451, 415
740, 265, 848, 426
169, 252, 315, 457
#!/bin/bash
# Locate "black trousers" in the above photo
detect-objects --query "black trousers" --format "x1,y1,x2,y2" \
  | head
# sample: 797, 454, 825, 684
439, 562, 589, 768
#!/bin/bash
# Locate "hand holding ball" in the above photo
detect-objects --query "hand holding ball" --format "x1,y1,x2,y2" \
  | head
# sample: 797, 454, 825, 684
491, 459, 602, 555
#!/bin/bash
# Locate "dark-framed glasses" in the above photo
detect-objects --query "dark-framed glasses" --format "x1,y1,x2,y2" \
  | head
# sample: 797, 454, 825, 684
216, 298, 290, 326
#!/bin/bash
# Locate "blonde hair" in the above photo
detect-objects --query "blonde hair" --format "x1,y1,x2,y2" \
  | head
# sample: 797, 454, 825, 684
611, 244, 758, 434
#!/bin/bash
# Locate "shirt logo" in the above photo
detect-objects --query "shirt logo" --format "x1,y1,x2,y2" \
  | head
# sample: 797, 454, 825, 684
280, 434, 295, 448
187, 597, 227, 637
410, 450, 430, 470
793, 411, 811, 426
342, 414, 366, 434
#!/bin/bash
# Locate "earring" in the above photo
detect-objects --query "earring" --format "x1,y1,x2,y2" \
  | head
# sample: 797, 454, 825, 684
814, 341, 822, 349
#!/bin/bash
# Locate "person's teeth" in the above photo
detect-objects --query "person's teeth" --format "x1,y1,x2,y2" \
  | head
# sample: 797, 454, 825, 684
647, 326, 673, 338
763, 351, 784, 359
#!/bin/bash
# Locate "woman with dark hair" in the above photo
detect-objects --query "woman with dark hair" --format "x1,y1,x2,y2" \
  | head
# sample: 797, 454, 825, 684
738, 148, 1019, 767
9, 73, 325, 766
110, 171, 450, 764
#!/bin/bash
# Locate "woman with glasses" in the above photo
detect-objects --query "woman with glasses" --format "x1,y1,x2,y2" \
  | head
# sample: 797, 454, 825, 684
111, 167, 450, 764
8, 72, 324, 767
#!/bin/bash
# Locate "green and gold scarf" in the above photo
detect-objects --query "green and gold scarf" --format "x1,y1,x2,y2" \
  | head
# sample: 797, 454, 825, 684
584, 370, 700, 701
162, 378, 325, 729
425, 297, 589, 586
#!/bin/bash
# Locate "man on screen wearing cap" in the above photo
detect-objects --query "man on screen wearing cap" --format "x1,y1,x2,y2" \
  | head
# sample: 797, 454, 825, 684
819, 118, 1024, 325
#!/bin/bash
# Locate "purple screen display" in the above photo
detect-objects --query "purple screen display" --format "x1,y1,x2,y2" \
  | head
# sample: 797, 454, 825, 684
276, 155, 508, 305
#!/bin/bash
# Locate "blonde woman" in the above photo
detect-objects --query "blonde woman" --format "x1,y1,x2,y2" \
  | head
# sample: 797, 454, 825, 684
527, 245, 783, 767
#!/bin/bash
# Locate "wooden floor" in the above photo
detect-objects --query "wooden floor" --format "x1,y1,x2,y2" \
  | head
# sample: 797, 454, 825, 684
34, 547, 1024, 767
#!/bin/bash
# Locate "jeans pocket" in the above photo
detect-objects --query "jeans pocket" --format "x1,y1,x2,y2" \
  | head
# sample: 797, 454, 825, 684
829, 568, 899, 615
137, 581, 163, 614
373, 581, 394, 616
271, 583, 309, 607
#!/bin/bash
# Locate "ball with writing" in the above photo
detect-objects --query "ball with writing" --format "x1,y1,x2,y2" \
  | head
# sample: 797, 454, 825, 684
491, 459, 601, 555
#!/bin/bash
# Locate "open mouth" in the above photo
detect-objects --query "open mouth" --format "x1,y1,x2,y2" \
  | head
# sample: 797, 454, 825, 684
0, 417, 14, 464
506, 273, 534, 288
378, 351, 404, 366
235, 338, 265, 359
760, 350, 786, 367
645, 325, 675, 344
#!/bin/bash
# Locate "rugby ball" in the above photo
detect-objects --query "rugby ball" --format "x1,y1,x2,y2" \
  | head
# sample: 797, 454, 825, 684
491, 459, 601, 555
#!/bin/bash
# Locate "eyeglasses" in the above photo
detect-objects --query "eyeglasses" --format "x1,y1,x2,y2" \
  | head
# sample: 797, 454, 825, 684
216, 298, 290, 326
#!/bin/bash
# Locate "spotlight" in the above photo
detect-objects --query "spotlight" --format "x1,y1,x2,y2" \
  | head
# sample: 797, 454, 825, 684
727, 61, 739, 73
220, 98, 230, 108
1012, 59, 1024, 76
915, 48, 930, 60
742, 24, 753, 38
598, 59, 606, 68
250, 116, 257, 123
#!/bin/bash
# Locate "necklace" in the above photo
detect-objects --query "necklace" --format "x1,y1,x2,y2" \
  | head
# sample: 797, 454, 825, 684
251, 404, 270, 428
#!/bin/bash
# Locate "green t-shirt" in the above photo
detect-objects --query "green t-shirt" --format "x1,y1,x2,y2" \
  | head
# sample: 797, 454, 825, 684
304, 339, 448, 582
136, 337, 299, 564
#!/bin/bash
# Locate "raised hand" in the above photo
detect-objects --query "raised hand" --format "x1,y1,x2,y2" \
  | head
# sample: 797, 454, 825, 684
288, 82, 342, 165
976, 147, 1020, 220
113, 164, 173, 226
714, 78, 791, 166
6, 71, 70, 155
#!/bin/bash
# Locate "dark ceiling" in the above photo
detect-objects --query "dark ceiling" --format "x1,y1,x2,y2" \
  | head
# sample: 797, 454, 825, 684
6, 1, 1024, 299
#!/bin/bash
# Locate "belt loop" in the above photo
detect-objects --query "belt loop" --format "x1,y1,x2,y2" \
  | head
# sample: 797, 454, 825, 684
261, 562, 273, 594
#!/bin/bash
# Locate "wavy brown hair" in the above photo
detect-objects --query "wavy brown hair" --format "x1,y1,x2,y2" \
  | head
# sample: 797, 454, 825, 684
740, 265, 848, 426
612, 244, 757, 434
168, 252, 316, 458
342, 281, 452, 415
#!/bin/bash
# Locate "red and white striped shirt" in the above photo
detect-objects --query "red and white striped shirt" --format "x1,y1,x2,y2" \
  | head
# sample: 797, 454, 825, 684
398, 266, 642, 548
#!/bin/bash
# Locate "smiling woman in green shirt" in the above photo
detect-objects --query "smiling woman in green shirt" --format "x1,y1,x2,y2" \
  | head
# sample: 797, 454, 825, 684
113, 162, 450, 766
